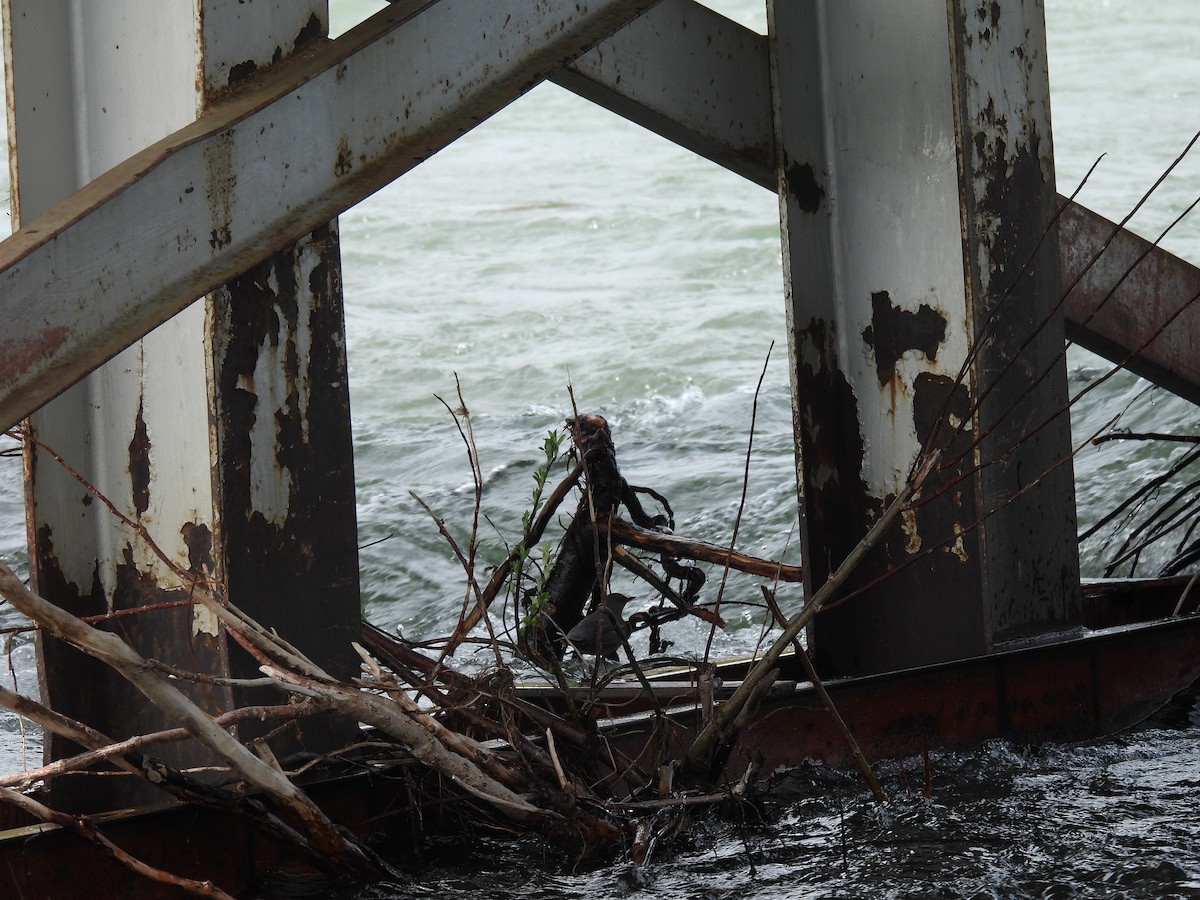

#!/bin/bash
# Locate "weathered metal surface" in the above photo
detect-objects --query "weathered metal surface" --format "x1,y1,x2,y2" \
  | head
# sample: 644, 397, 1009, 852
210, 222, 362, 734
0, 0, 664, 433
722, 612, 1200, 774
947, 0, 1082, 646
600, 608, 1200, 775
6, 0, 231, 813
769, 0, 985, 676
1059, 199, 1200, 404
552, 0, 774, 190
199, 4, 362, 748
198, 1, 327, 98
769, 0, 1082, 676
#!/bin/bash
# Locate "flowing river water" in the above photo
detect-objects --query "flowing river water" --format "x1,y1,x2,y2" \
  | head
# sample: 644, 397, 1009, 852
1, 1, 1200, 896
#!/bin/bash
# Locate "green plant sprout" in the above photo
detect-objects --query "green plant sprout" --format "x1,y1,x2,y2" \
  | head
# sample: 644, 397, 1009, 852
513, 429, 563, 629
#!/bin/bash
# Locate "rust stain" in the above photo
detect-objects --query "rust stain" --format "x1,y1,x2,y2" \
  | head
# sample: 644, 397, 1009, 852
334, 137, 353, 177
205, 131, 237, 254
901, 508, 922, 555
32, 524, 106, 616
293, 12, 324, 53
912, 372, 971, 451
795, 316, 878, 577
180, 521, 215, 577
128, 399, 152, 517
0, 326, 71, 384
784, 160, 824, 213
228, 59, 258, 86
862, 290, 947, 386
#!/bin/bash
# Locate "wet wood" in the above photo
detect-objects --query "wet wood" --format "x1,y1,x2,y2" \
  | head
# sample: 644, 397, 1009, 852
601, 515, 803, 583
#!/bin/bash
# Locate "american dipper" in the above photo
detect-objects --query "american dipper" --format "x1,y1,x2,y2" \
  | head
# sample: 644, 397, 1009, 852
566, 592, 633, 659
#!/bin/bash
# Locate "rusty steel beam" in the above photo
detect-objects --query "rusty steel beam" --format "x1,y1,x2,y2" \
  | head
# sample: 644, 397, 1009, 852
0, 0, 662, 433
6, 0, 233, 814
1059, 199, 1200, 404
552, 0, 775, 190
946, 0, 1083, 649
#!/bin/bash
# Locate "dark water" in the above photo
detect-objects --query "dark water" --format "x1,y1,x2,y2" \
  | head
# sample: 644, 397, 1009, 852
253, 693, 1200, 900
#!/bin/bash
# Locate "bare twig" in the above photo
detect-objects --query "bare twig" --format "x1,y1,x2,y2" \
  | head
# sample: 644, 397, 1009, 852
684, 453, 935, 777
704, 343, 773, 662
760, 585, 885, 803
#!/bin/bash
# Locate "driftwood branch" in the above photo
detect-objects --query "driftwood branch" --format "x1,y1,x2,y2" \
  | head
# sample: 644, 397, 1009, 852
600, 515, 803, 582
0, 560, 382, 878
0, 696, 330, 790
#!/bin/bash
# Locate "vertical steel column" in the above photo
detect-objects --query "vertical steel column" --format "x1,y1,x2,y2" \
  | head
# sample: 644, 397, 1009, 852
4, 0, 358, 811
199, 3, 362, 752
769, 0, 1080, 676
7, 0, 226, 812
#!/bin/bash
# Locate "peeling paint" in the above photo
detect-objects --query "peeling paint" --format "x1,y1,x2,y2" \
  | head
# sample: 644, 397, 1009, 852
192, 602, 220, 638
784, 160, 823, 213
228, 59, 257, 85
948, 526, 969, 563
901, 507, 921, 554
292, 12, 323, 54
861, 290, 947, 386
180, 521, 214, 575
128, 399, 152, 517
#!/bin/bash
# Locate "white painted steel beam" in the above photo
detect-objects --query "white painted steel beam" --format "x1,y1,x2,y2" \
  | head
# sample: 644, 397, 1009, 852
0, 0, 662, 433
6, 0, 364, 809
770, 0, 1081, 675
6, 0, 224, 809
1060, 199, 1200, 405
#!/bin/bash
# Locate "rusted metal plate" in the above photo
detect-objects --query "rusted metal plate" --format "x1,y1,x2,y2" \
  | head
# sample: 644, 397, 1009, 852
1059, 199, 1200, 404
600, 611, 1200, 774
0, 0, 664, 433
553, 0, 774, 190
0, 769, 421, 898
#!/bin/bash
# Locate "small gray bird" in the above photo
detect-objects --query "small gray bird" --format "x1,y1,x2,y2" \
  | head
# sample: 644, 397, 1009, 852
567, 592, 633, 659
